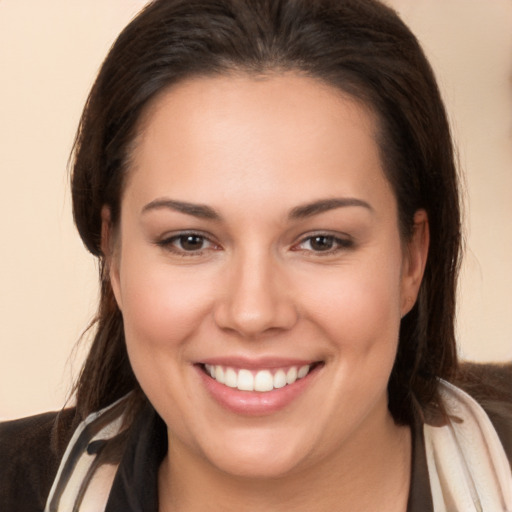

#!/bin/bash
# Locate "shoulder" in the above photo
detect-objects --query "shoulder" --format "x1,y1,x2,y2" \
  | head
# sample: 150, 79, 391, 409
454, 361, 512, 464
0, 408, 77, 512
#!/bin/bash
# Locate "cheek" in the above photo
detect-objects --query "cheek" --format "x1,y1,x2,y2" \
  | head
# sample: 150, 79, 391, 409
116, 257, 213, 451
117, 248, 215, 360
299, 253, 403, 351
116, 249, 218, 432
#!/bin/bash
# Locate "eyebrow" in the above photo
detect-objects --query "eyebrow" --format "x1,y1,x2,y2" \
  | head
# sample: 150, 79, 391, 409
141, 199, 222, 220
141, 196, 373, 221
288, 197, 373, 219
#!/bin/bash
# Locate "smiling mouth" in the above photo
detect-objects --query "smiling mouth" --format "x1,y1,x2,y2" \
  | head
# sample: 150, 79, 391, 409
200, 362, 322, 393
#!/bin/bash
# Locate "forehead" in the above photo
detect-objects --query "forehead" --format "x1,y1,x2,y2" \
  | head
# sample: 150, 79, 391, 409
125, 73, 393, 216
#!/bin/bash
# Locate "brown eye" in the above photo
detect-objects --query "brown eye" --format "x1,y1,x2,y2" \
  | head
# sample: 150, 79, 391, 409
178, 234, 206, 251
293, 233, 354, 254
309, 236, 335, 251
156, 232, 219, 256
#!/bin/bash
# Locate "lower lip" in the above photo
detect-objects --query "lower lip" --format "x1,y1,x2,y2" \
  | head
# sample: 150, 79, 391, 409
196, 365, 321, 416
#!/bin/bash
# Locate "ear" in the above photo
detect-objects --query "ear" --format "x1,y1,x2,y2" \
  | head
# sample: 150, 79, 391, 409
101, 205, 123, 311
400, 209, 429, 317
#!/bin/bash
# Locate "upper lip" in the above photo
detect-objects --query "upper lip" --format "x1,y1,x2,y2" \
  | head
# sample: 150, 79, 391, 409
197, 356, 320, 369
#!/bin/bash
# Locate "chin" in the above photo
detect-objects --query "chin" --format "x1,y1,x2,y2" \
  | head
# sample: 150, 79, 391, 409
198, 428, 312, 479
207, 450, 306, 480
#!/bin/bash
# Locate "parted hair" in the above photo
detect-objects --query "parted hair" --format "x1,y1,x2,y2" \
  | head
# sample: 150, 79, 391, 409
71, 0, 461, 425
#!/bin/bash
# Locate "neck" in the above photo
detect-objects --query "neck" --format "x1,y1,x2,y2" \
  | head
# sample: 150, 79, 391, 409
158, 411, 411, 512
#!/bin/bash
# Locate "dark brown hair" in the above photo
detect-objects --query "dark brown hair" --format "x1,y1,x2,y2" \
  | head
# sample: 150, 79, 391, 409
71, 0, 461, 425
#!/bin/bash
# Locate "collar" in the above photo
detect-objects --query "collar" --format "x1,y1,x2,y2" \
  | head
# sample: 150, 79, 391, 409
105, 402, 166, 512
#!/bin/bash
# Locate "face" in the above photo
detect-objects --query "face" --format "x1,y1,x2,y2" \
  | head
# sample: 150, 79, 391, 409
108, 74, 428, 479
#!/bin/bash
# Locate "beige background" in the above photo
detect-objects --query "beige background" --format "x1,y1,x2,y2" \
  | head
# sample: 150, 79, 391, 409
0, 0, 511, 420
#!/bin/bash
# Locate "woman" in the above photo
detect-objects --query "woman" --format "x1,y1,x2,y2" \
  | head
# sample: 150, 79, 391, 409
1, 0, 511, 510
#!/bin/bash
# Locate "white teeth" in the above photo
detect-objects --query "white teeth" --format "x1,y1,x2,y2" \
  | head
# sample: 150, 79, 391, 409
205, 364, 215, 378
273, 369, 287, 389
215, 366, 225, 384
205, 364, 313, 392
254, 370, 273, 392
225, 368, 238, 388
298, 365, 310, 379
237, 369, 254, 391
286, 366, 298, 384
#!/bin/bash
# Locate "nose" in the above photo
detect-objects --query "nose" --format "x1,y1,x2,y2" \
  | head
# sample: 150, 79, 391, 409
213, 250, 298, 338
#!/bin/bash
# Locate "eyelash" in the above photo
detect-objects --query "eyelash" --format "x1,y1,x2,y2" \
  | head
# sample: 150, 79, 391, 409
156, 232, 220, 256
292, 233, 354, 255
156, 231, 354, 257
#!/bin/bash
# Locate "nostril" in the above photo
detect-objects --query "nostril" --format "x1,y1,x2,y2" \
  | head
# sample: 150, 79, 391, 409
213, 298, 299, 338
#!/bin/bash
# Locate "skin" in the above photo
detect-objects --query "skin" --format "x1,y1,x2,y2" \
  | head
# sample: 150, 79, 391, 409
105, 74, 429, 511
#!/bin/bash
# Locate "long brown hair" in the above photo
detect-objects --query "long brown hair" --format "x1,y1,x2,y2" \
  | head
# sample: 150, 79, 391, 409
71, 0, 461, 425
